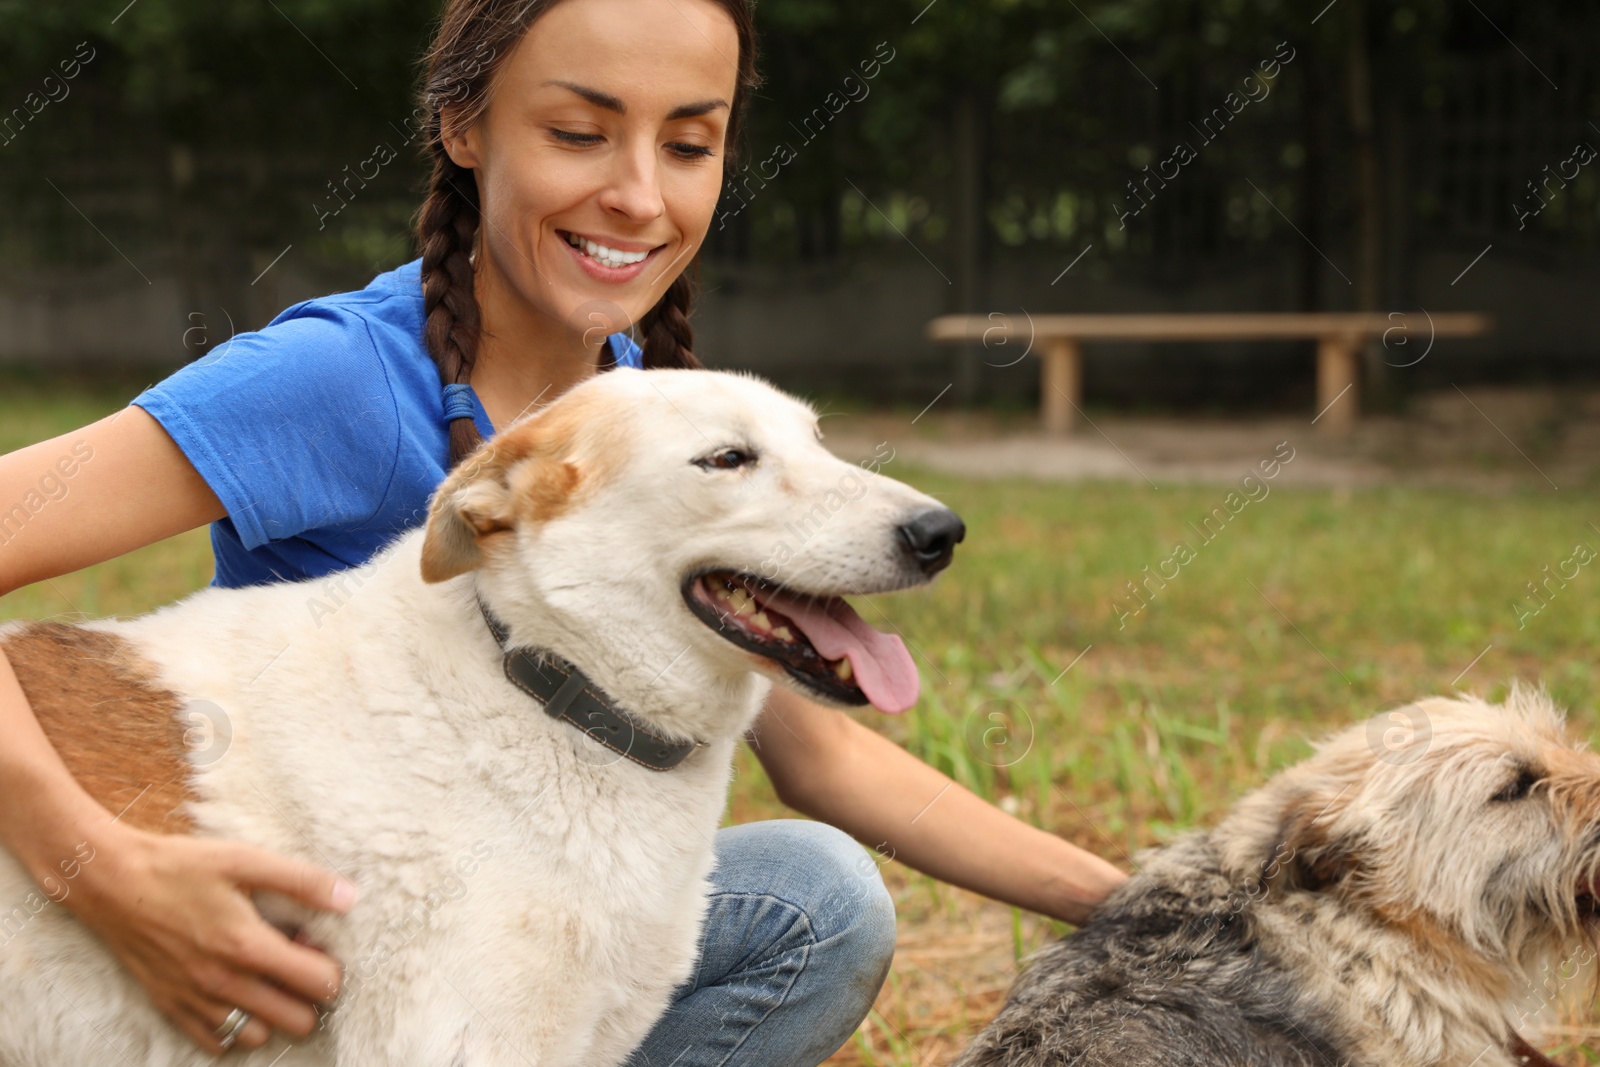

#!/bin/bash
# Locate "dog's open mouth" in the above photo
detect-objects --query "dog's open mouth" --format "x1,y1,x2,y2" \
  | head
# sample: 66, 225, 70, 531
683, 571, 920, 713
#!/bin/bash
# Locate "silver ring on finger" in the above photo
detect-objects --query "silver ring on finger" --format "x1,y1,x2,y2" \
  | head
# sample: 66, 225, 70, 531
214, 1007, 252, 1050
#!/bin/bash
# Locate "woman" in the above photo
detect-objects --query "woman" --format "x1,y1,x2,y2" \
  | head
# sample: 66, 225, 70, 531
0, 0, 1126, 1062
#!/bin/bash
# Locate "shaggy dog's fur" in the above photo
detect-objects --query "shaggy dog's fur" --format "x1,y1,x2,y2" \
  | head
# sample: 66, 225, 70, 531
954, 690, 1600, 1067
0, 369, 960, 1067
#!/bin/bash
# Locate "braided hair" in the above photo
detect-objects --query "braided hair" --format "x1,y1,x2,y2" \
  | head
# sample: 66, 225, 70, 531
416, 0, 761, 467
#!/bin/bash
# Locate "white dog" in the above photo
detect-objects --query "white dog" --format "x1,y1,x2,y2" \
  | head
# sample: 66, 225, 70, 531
0, 368, 965, 1066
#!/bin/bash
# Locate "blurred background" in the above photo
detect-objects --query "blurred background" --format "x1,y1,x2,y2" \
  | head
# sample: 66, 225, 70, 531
3, 1, 1599, 1063
3, 0, 1598, 408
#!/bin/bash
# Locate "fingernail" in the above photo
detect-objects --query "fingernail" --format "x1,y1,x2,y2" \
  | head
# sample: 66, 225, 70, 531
332, 878, 359, 910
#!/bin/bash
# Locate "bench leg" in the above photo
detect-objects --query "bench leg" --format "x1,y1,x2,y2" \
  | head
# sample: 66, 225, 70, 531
1315, 335, 1359, 436
1041, 338, 1082, 434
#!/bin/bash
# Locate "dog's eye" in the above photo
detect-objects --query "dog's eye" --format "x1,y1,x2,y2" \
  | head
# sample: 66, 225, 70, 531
695, 447, 756, 472
1491, 768, 1542, 803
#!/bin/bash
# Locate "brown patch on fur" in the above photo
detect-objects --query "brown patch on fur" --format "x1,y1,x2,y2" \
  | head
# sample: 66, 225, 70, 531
508, 456, 582, 528
3, 623, 195, 835
420, 384, 627, 582
1269, 789, 1360, 893
420, 428, 538, 583
507, 382, 627, 526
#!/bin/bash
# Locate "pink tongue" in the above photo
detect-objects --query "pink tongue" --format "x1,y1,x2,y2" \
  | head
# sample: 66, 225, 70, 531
754, 588, 921, 713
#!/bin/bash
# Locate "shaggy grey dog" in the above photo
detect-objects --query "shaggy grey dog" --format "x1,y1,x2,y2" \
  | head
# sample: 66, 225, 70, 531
954, 691, 1600, 1067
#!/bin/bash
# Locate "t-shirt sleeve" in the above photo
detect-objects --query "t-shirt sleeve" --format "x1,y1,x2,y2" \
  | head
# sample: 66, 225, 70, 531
132, 305, 402, 551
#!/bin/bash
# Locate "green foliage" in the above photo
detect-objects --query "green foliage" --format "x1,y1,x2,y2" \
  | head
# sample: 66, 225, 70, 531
0, 0, 437, 275
1, 0, 1596, 286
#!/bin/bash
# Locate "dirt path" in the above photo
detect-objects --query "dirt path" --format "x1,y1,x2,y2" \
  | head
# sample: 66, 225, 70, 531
822, 385, 1600, 492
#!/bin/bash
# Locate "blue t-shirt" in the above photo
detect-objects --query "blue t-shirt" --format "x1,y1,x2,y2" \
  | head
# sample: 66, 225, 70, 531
132, 258, 642, 589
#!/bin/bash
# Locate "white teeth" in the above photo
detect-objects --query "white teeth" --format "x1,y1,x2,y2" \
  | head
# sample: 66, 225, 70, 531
566, 232, 649, 268
772, 625, 794, 642
749, 611, 772, 631
729, 589, 756, 616
833, 659, 854, 681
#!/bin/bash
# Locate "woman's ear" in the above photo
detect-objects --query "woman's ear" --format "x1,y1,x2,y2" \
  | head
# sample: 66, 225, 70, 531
440, 108, 483, 170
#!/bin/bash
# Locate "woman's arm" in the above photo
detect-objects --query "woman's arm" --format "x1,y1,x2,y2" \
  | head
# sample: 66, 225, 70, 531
748, 687, 1127, 926
0, 407, 352, 1053
0, 408, 222, 592
0, 407, 224, 873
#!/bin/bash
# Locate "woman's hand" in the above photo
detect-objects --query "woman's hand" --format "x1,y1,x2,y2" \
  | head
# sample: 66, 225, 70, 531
0, 407, 352, 1052
0, 405, 344, 1052
61, 821, 357, 1054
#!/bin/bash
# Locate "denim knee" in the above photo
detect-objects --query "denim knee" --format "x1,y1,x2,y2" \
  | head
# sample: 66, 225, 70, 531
723, 821, 897, 1063
622, 820, 899, 1067
755, 821, 897, 987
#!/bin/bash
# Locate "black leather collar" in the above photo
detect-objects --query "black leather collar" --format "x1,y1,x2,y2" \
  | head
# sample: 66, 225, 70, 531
476, 595, 704, 771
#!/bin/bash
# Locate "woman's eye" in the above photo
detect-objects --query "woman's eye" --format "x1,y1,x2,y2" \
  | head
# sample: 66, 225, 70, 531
696, 447, 754, 471
667, 142, 714, 161
549, 128, 603, 146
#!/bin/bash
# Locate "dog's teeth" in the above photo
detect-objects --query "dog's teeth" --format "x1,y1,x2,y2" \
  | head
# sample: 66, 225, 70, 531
749, 611, 771, 630
772, 625, 794, 642
833, 659, 853, 680
730, 590, 756, 615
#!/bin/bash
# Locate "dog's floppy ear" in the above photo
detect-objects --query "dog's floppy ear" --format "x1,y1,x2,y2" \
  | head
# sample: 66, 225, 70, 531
419, 412, 588, 585
420, 422, 580, 583
1262, 788, 1359, 894
420, 441, 521, 583
420, 391, 612, 583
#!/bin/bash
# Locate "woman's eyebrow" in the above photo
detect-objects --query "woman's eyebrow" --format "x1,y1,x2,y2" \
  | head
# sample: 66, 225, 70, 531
543, 81, 728, 121
666, 99, 729, 120
546, 81, 625, 112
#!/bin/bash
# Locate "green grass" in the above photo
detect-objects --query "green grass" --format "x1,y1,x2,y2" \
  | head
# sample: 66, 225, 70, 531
6, 378, 1600, 1062
797, 469, 1600, 853
4, 378, 1598, 851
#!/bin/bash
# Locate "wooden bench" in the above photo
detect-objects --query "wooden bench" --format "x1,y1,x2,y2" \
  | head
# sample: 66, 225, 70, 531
927, 312, 1494, 435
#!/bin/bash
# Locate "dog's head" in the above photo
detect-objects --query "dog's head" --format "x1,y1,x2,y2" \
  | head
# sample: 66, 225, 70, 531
418, 369, 961, 736
1221, 687, 1600, 979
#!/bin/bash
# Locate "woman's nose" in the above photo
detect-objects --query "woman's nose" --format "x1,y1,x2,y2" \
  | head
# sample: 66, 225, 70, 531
597, 140, 666, 222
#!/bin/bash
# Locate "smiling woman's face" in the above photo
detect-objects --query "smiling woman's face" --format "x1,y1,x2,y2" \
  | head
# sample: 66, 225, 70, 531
443, 0, 739, 342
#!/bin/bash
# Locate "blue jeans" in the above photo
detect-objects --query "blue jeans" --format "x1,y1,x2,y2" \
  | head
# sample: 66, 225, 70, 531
622, 820, 897, 1067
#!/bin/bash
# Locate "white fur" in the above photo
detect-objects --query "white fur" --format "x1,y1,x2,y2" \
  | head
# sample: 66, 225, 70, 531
0, 370, 949, 1067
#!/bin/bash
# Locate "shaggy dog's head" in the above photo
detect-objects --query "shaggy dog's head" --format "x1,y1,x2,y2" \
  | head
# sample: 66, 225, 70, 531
1219, 686, 1600, 997
416, 369, 962, 739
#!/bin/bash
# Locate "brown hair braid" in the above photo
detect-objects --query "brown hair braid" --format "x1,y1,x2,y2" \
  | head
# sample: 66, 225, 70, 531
416, 0, 761, 467
638, 269, 699, 371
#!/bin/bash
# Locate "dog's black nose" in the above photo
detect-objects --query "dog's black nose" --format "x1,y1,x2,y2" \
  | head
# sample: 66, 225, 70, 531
898, 507, 966, 575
